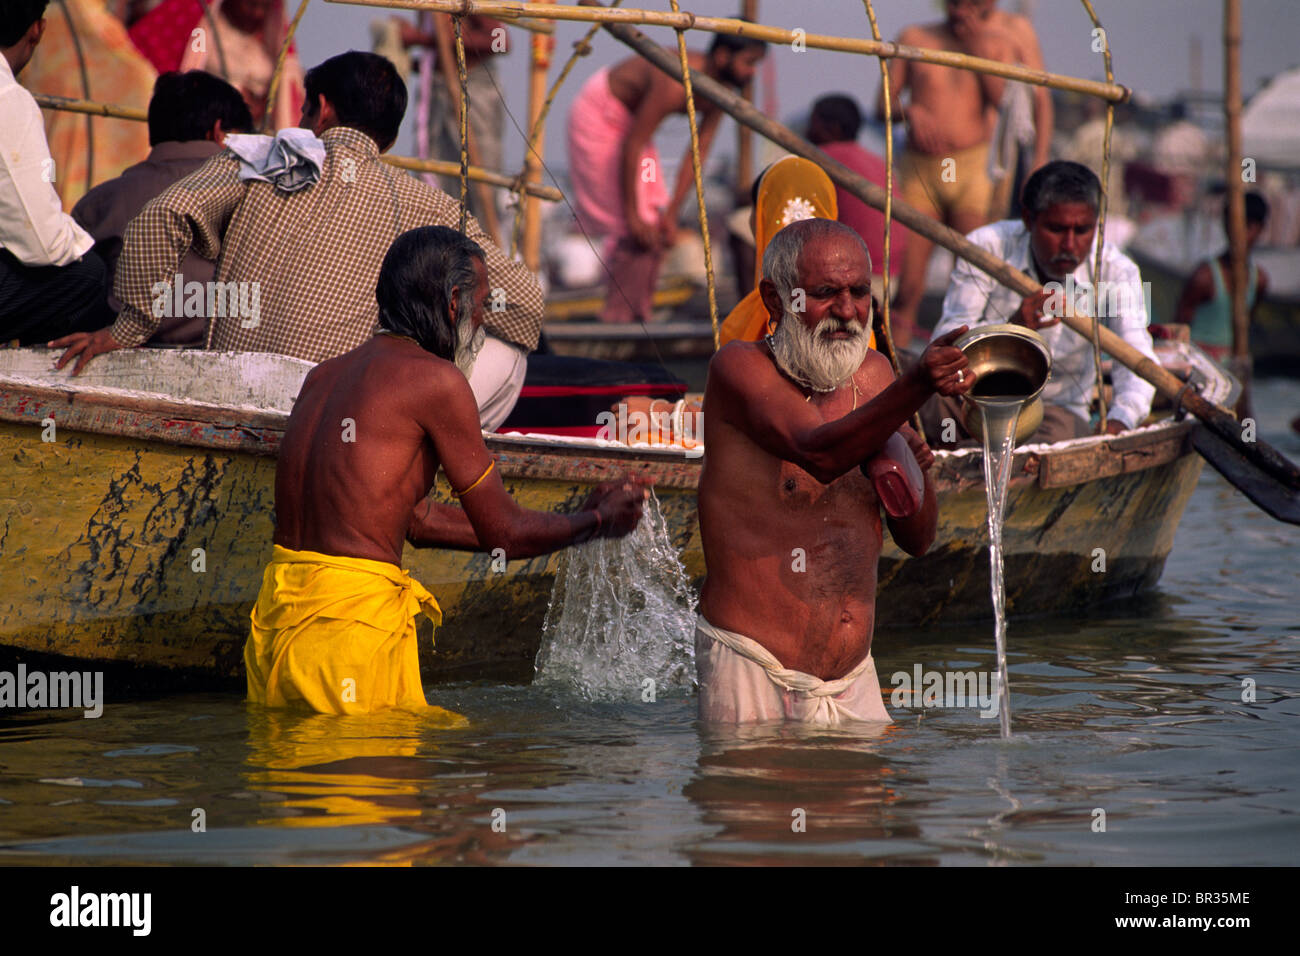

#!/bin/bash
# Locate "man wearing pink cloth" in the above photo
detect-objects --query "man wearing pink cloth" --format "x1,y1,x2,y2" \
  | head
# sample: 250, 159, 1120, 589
807, 94, 908, 292
697, 219, 971, 726
565, 34, 764, 323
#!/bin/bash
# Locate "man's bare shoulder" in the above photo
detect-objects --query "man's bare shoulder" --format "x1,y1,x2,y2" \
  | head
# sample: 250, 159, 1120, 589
707, 339, 774, 386
900, 22, 948, 46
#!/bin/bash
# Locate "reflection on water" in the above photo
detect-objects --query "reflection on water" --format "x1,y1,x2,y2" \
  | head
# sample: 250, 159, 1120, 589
0, 381, 1296, 865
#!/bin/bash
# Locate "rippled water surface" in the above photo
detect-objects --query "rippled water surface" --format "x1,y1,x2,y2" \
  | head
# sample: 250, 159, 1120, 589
1, 382, 1297, 866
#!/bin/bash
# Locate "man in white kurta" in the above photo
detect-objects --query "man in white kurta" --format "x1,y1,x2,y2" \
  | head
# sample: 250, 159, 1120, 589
930, 160, 1156, 443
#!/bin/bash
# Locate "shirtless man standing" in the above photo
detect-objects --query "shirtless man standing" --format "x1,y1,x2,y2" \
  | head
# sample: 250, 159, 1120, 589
566, 33, 765, 322
696, 219, 972, 725
246, 226, 646, 715
880, 0, 1022, 347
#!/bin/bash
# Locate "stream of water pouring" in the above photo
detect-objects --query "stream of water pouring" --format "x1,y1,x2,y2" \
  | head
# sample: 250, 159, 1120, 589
535, 490, 698, 699
974, 396, 1023, 739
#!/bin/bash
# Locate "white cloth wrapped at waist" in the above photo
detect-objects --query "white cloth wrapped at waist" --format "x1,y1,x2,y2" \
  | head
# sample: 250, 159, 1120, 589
694, 615, 889, 725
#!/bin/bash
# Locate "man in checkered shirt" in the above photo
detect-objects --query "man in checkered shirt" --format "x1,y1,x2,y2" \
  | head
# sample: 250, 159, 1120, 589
53, 51, 543, 430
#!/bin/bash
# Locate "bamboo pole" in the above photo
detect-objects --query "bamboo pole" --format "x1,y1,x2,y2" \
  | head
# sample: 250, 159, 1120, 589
734, 0, 757, 202
594, 11, 1300, 491
33, 93, 147, 122
324, 0, 1132, 103
431, 12, 503, 239
264, 0, 311, 132
30, 94, 561, 200
1223, 0, 1251, 399
1080, 0, 1113, 431
521, 0, 555, 272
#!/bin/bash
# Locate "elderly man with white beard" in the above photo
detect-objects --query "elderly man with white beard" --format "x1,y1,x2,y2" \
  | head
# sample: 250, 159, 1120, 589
695, 219, 973, 725
246, 227, 648, 714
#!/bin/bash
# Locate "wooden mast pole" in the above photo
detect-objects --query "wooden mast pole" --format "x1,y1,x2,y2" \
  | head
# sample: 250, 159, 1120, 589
734, 0, 757, 202
522, 0, 555, 272
1224, 0, 1251, 412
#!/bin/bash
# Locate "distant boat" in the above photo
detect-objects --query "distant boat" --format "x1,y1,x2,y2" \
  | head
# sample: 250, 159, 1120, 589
0, 344, 1233, 688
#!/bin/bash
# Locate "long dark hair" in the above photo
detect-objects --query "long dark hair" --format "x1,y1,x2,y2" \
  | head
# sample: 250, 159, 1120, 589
375, 227, 484, 362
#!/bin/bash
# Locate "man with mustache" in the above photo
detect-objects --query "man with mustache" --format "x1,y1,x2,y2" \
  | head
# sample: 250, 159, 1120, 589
247, 226, 647, 715
929, 160, 1156, 444
696, 219, 972, 724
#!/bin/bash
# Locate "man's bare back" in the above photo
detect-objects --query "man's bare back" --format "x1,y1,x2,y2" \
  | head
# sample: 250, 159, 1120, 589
276, 336, 453, 565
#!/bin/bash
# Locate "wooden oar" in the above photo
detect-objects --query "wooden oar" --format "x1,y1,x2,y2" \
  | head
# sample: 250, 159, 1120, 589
586, 4, 1300, 525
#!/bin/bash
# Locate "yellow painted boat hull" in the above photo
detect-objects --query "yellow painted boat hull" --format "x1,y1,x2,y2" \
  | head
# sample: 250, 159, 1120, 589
0, 350, 1204, 685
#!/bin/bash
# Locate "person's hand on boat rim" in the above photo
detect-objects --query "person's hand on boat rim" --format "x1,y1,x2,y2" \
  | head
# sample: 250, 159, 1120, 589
1015, 288, 1064, 332
580, 476, 651, 538
910, 325, 974, 398
899, 423, 935, 471
1104, 419, 1127, 437
49, 327, 126, 376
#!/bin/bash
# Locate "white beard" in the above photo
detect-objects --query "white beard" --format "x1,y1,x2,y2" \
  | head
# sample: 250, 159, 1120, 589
454, 315, 487, 378
770, 306, 872, 393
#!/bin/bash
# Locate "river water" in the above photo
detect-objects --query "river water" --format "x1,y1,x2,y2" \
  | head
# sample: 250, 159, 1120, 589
1, 380, 1297, 867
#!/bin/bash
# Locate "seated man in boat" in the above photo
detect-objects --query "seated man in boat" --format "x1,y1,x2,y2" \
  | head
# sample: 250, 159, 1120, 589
1173, 191, 1270, 363
696, 218, 972, 724
0, 0, 108, 345
246, 226, 647, 716
926, 160, 1157, 445
51, 51, 542, 431
72, 70, 254, 344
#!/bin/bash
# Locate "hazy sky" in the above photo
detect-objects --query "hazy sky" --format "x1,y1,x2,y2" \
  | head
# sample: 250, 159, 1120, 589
299, 1, 1298, 178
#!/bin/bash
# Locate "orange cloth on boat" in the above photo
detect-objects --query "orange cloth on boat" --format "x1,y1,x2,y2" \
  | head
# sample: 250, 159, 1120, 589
244, 545, 458, 718
21, 0, 156, 210
719, 155, 875, 351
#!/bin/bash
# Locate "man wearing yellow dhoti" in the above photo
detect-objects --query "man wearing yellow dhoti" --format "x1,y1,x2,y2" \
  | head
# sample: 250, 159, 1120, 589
245, 226, 648, 716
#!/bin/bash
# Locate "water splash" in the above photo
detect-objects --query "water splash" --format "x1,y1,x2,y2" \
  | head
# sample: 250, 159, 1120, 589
975, 396, 1022, 739
535, 490, 698, 700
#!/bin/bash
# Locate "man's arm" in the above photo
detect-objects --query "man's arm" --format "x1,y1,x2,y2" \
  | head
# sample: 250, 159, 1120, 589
52, 153, 245, 373
1104, 255, 1158, 432
933, 231, 1002, 339
885, 424, 938, 557
1173, 262, 1213, 326
876, 32, 910, 121
1014, 21, 1054, 170
663, 109, 722, 239
709, 333, 970, 486
0, 86, 94, 266
621, 78, 680, 249
413, 363, 644, 556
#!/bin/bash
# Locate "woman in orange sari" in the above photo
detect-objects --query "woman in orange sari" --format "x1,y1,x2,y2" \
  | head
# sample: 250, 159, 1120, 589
719, 155, 875, 349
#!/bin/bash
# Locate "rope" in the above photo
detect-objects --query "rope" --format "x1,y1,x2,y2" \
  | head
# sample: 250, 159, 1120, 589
510, 0, 626, 258
858, 2, 924, 441
53, 0, 94, 195
199, 0, 231, 88
1081, 0, 1113, 432
475, 39, 674, 371
264, 0, 311, 132
454, 13, 470, 234
668, 0, 719, 349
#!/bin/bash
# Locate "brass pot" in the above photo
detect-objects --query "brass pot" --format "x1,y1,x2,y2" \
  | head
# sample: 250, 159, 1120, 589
954, 324, 1052, 444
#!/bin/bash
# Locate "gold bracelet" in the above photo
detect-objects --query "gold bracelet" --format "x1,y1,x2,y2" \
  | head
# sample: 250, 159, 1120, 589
454, 459, 495, 498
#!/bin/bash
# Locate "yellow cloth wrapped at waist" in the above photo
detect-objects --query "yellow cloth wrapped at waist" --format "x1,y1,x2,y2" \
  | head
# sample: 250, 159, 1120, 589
244, 544, 461, 719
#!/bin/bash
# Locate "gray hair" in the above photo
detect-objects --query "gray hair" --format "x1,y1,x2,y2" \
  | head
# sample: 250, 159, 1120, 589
762, 219, 872, 307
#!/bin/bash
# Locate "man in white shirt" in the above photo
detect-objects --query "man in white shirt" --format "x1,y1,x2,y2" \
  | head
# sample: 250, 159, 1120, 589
0, 1, 108, 344
928, 160, 1156, 444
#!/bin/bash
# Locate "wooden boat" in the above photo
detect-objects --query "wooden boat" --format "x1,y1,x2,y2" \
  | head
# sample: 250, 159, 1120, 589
0, 344, 1232, 687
